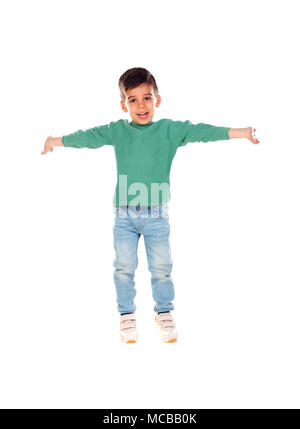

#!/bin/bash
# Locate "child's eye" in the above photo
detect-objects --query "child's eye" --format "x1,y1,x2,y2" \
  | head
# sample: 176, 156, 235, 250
129, 97, 152, 103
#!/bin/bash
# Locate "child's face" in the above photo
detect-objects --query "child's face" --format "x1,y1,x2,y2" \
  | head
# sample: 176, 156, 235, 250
120, 83, 161, 124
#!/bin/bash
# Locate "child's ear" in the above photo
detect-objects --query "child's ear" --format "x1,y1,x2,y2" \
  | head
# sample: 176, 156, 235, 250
120, 100, 128, 112
156, 95, 161, 107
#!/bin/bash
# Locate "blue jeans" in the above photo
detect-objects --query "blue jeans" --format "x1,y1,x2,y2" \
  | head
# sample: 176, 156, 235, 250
112, 204, 175, 314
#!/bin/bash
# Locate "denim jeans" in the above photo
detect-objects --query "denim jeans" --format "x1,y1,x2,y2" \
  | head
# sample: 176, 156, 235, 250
112, 204, 175, 314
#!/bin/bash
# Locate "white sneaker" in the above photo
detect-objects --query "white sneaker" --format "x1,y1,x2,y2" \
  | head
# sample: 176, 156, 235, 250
120, 313, 138, 343
155, 312, 178, 343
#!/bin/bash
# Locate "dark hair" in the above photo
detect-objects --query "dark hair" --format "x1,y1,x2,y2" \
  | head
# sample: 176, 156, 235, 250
118, 67, 159, 102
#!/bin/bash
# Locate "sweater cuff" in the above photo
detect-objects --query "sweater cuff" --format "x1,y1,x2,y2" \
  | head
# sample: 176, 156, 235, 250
61, 135, 67, 147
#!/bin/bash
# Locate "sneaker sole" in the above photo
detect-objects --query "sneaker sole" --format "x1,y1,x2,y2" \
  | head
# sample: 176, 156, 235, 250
120, 334, 138, 343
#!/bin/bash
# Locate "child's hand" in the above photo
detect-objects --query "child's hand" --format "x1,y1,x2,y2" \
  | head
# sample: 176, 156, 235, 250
41, 136, 63, 155
246, 127, 260, 144
41, 136, 55, 155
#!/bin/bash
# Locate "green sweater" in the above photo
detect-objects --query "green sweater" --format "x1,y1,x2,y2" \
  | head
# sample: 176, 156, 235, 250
62, 119, 230, 207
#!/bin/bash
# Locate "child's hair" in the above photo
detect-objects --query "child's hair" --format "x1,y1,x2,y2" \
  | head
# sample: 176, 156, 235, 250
118, 67, 159, 102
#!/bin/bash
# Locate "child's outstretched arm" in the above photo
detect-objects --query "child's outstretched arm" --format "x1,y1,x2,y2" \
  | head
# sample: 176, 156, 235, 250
169, 120, 260, 148
41, 136, 63, 155
41, 123, 115, 155
228, 127, 260, 144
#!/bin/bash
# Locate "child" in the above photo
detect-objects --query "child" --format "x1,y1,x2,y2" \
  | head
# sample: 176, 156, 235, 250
41, 67, 260, 343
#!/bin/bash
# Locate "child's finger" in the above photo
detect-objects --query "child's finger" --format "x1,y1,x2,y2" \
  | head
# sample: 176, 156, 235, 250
41, 147, 49, 154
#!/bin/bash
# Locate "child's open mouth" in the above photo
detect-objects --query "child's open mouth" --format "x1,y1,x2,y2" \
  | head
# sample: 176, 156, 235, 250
137, 112, 149, 119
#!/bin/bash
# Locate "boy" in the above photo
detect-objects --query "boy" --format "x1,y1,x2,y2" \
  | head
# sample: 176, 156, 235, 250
41, 67, 260, 343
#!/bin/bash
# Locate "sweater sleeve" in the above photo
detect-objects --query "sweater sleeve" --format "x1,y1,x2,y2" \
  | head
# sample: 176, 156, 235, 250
62, 122, 115, 149
169, 119, 230, 148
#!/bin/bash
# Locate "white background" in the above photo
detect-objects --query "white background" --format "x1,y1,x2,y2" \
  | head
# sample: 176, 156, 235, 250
0, 0, 299, 409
